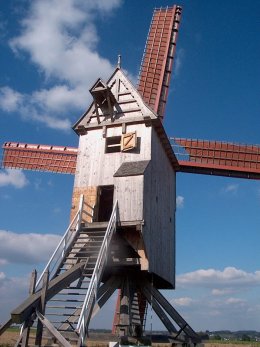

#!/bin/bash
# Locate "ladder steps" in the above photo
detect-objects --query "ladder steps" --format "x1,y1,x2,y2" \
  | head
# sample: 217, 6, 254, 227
46, 313, 79, 317
71, 244, 101, 247
72, 242, 103, 248
47, 299, 84, 302
78, 233, 105, 236
65, 287, 89, 290
70, 244, 102, 248
46, 306, 80, 309
68, 250, 100, 254
50, 293, 85, 301
80, 234, 105, 237
65, 254, 96, 258
65, 256, 90, 260
40, 225, 108, 342
60, 264, 94, 271
45, 321, 79, 324
50, 287, 88, 300
59, 330, 78, 334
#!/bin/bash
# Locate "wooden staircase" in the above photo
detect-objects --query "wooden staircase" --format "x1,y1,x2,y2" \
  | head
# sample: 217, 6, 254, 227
1, 197, 119, 347
42, 224, 107, 341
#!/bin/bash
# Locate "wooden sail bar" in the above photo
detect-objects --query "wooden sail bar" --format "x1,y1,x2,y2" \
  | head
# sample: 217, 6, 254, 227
171, 138, 260, 179
2, 142, 78, 174
137, 5, 182, 121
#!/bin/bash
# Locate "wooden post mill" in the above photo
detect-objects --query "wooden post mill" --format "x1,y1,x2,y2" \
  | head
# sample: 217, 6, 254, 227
1, 4, 260, 347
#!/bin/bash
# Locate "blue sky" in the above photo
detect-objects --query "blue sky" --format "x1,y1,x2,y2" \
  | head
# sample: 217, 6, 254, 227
0, 0, 260, 332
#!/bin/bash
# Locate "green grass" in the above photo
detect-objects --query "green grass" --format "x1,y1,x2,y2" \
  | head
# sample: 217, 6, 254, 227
208, 341, 260, 346
5, 327, 20, 333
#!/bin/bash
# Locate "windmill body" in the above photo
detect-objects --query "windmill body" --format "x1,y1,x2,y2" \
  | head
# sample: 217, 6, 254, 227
71, 67, 177, 289
1, 4, 260, 347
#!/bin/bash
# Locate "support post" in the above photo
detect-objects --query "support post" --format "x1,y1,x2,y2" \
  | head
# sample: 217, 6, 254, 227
13, 270, 37, 347
35, 269, 49, 347
21, 269, 37, 347
118, 277, 130, 336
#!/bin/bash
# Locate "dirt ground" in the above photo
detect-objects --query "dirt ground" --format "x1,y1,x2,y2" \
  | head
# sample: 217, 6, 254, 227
0, 330, 20, 345
0, 330, 114, 347
0, 331, 258, 347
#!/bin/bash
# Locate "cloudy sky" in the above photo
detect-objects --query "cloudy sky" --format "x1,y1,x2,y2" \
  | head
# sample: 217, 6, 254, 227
0, 0, 260, 332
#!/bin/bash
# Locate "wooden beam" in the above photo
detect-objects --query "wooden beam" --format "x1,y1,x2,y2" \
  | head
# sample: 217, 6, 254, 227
36, 311, 71, 347
11, 263, 84, 324
0, 318, 12, 336
92, 277, 120, 318
21, 269, 37, 347
141, 286, 177, 334
35, 270, 49, 346
144, 281, 199, 341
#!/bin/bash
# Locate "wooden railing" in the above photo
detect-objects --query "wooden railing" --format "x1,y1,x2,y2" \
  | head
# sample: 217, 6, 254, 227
76, 201, 118, 346
35, 195, 84, 290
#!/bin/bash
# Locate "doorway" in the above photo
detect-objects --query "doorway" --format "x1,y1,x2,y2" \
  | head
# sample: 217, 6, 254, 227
97, 185, 114, 222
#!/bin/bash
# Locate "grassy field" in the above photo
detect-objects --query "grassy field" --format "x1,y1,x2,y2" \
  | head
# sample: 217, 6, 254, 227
1, 329, 260, 347
206, 343, 260, 347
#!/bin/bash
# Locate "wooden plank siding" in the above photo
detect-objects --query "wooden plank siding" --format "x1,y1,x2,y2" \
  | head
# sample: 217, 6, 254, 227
114, 175, 143, 222
71, 67, 177, 289
143, 127, 176, 288
74, 124, 151, 223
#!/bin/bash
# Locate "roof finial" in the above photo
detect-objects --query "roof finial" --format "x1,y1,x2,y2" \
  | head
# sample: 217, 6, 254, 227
117, 54, 121, 68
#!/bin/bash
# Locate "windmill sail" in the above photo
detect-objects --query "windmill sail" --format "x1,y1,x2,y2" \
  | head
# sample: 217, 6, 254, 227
172, 138, 260, 179
137, 5, 182, 121
2, 142, 78, 174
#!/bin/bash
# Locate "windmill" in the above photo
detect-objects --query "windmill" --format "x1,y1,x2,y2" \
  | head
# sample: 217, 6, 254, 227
0, 4, 260, 347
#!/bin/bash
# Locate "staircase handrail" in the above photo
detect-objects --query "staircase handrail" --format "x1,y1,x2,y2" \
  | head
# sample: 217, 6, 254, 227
77, 200, 118, 344
35, 194, 85, 290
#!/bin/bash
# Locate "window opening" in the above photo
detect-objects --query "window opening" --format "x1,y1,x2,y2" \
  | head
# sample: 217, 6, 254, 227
105, 136, 121, 153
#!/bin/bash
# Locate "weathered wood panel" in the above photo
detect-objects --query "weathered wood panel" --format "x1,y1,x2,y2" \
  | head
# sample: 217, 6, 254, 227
143, 127, 176, 288
74, 124, 151, 223
75, 124, 151, 188
114, 175, 143, 222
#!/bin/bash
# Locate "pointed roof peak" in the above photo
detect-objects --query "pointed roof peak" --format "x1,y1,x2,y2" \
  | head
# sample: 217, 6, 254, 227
117, 54, 122, 69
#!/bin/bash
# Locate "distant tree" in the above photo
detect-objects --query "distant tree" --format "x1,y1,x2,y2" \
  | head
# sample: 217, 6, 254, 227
242, 334, 251, 341
197, 332, 209, 340
212, 335, 222, 340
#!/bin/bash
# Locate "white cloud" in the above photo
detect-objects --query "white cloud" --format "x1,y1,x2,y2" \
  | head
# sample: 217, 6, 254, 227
0, 272, 29, 323
0, 272, 6, 281
211, 288, 235, 296
225, 297, 246, 305
171, 296, 194, 307
222, 184, 239, 194
0, 86, 72, 130
0, 230, 61, 264
0, 87, 22, 112
0, 259, 8, 265
177, 267, 260, 287
53, 207, 62, 214
0, 193, 11, 199
166, 289, 260, 331
166, 267, 260, 330
173, 48, 185, 77
0, 0, 123, 130
176, 195, 184, 208
0, 169, 28, 188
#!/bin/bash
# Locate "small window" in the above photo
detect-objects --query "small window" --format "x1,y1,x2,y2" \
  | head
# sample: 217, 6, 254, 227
105, 136, 121, 153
